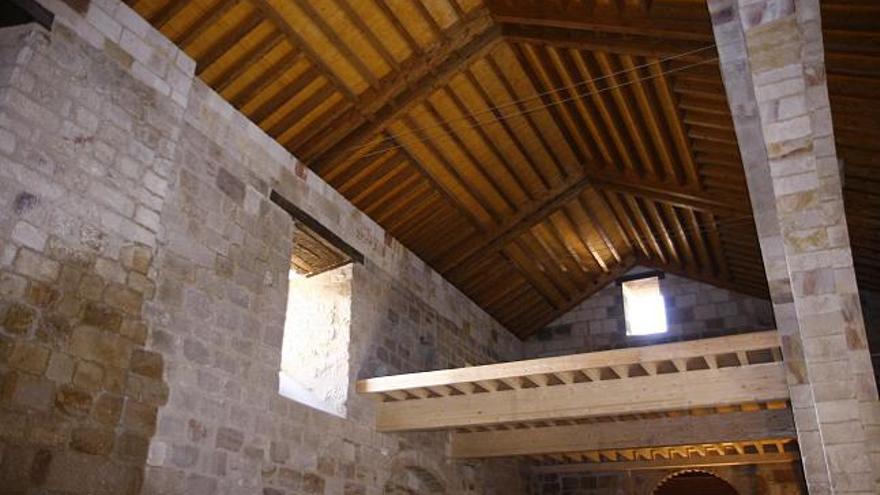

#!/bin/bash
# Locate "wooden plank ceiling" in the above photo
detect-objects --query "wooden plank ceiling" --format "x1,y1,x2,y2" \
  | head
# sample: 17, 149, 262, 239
125, 0, 878, 338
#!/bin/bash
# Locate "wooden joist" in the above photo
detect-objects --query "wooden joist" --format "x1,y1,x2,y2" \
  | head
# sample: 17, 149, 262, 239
372, 363, 787, 431
450, 408, 795, 458
357, 331, 786, 432
531, 450, 799, 473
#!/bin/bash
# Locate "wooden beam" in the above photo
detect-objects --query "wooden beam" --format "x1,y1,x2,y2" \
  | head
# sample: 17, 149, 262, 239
359, 330, 779, 394
652, 57, 709, 190
513, 43, 594, 166
196, 10, 264, 74
486, 0, 714, 42
290, 0, 378, 89
371, 362, 788, 431
149, 0, 190, 30
684, 209, 714, 275
229, 48, 303, 108
451, 408, 796, 458
307, 11, 501, 171
642, 198, 681, 266
440, 87, 533, 202
177, 0, 239, 50
442, 174, 595, 276
8, 0, 54, 30
592, 51, 658, 178
620, 54, 681, 183
442, 166, 746, 277
212, 30, 285, 93
532, 452, 799, 473
568, 48, 638, 174
500, 23, 714, 59
483, 54, 572, 181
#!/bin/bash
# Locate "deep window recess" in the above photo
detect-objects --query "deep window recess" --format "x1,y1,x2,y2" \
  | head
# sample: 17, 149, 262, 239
271, 191, 362, 417
621, 275, 668, 336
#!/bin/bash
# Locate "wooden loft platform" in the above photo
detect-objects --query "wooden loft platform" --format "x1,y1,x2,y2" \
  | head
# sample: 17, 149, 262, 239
356, 331, 788, 433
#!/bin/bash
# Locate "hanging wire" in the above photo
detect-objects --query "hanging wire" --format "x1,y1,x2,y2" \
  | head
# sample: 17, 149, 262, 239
337, 55, 720, 164
481, 210, 758, 265
329, 43, 720, 157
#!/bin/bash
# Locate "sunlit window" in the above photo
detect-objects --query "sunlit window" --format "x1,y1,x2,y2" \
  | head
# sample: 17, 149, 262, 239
622, 276, 667, 336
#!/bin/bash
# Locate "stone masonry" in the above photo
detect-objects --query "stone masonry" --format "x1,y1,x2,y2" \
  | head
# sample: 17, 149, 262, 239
709, 0, 880, 493
525, 267, 775, 357
0, 1, 526, 494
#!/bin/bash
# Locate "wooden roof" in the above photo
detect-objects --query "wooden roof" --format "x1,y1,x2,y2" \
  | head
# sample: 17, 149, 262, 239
125, 0, 879, 338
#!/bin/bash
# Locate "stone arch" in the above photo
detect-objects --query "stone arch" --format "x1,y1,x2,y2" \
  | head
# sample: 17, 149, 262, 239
652, 469, 739, 495
382, 451, 447, 495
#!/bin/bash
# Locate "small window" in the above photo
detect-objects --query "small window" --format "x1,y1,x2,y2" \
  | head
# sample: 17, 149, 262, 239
622, 276, 667, 336
271, 191, 363, 418
280, 262, 351, 417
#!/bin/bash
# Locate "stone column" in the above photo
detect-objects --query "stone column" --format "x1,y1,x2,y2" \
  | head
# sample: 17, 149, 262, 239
707, 0, 880, 493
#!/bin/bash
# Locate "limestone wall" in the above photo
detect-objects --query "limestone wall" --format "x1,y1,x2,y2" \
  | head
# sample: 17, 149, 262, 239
525, 267, 775, 357
0, 20, 182, 492
0, 2, 525, 493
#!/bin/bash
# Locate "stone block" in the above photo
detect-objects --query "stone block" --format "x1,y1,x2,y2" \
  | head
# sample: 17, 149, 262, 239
7, 340, 48, 373
183, 338, 210, 365
2, 303, 36, 334
46, 352, 75, 383
216, 167, 245, 204
102, 284, 143, 316
70, 426, 115, 455
81, 302, 123, 332
72, 361, 104, 392
186, 473, 218, 495
70, 325, 132, 368
11, 221, 47, 251
11, 373, 54, 411
130, 349, 163, 379
26, 282, 59, 308
116, 431, 150, 461
171, 443, 198, 468
122, 399, 158, 434
303, 472, 325, 494
93, 393, 124, 425
54, 384, 92, 417
270, 440, 290, 463
120, 245, 152, 274
215, 426, 244, 452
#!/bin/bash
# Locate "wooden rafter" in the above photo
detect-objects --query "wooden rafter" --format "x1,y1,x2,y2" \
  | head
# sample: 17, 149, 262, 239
306, 9, 501, 169
486, 0, 714, 41
127, 0, 799, 339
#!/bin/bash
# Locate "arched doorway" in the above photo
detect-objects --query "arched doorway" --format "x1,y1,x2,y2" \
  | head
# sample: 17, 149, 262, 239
653, 470, 739, 495
383, 465, 446, 494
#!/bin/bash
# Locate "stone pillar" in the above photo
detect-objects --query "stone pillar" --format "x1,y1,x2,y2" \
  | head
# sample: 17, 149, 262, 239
707, 0, 880, 493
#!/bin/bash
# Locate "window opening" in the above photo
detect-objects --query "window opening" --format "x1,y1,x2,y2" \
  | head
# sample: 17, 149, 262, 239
622, 275, 667, 336
271, 191, 363, 417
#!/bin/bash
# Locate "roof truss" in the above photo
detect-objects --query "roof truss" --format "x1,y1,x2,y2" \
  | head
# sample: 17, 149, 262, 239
129, 0, 821, 338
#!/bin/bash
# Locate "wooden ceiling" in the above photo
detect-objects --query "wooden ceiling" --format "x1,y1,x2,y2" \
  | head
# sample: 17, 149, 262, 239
125, 0, 879, 338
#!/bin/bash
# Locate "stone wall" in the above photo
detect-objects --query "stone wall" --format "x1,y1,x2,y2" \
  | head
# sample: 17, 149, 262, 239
0, 20, 181, 493
525, 267, 775, 357
0, 2, 526, 494
531, 464, 807, 495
